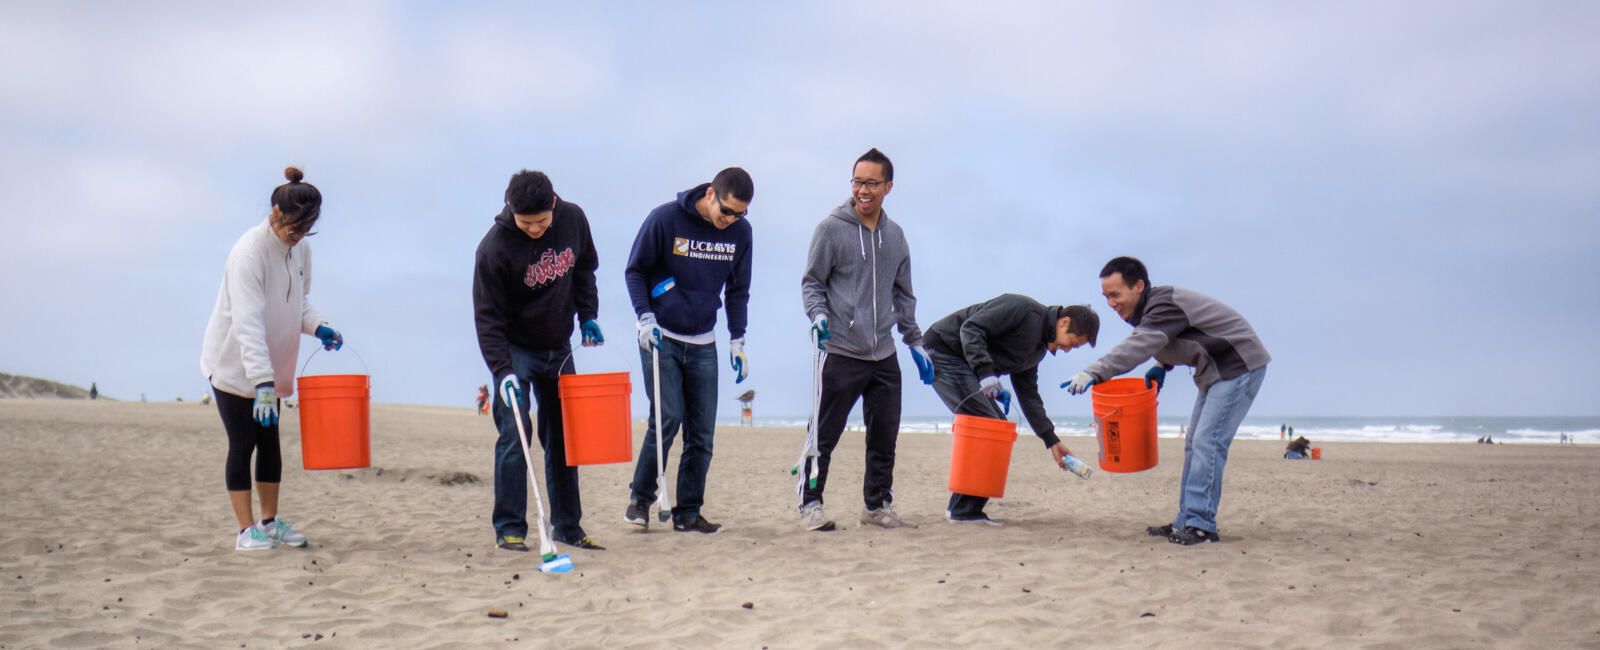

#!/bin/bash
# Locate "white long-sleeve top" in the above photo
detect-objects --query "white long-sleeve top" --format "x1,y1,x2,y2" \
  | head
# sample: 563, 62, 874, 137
200, 217, 326, 399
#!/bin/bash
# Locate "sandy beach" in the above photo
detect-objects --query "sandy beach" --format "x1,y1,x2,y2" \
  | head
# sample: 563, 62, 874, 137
2, 398, 1597, 648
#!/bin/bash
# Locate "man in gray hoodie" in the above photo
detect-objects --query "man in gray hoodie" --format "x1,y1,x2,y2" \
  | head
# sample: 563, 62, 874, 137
1063, 256, 1271, 545
798, 148, 933, 532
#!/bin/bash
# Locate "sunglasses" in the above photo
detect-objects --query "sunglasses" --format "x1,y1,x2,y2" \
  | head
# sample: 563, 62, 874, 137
714, 195, 748, 219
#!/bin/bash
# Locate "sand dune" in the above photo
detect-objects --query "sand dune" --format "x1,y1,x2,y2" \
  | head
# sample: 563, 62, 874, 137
2, 398, 1597, 648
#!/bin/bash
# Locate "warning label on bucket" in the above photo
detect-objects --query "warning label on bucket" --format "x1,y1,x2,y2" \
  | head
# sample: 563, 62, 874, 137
1105, 421, 1121, 462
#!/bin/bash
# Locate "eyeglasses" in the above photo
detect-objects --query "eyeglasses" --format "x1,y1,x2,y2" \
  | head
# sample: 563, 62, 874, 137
850, 179, 886, 190
715, 195, 748, 219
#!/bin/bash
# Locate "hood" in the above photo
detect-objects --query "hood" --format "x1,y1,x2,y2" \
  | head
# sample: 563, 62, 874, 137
827, 199, 875, 227
677, 183, 712, 221
828, 199, 889, 260
493, 204, 518, 232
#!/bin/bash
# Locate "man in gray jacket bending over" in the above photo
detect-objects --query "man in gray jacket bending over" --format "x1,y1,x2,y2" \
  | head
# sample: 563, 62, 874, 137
798, 148, 933, 532
1063, 256, 1271, 545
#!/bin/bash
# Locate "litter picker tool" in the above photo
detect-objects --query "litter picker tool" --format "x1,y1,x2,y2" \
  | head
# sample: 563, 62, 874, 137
504, 382, 573, 573
792, 330, 826, 501
651, 344, 674, 525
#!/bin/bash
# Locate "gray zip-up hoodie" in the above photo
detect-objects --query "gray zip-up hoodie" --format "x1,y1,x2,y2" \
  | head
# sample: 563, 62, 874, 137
801, 199, 923, 361
1083, 285, 1270, 390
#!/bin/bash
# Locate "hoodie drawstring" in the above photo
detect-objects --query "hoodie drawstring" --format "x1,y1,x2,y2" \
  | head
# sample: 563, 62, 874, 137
856, 224, 884, 260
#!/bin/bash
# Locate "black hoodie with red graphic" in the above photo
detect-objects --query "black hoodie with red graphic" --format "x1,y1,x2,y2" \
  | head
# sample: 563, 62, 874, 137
473, 199, 599, 381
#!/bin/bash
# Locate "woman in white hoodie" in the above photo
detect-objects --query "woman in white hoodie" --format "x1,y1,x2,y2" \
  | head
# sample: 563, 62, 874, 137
201, 167, 344, 551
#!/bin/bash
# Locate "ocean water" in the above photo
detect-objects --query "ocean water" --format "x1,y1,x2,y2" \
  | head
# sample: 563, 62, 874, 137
723, 415, 1600, 445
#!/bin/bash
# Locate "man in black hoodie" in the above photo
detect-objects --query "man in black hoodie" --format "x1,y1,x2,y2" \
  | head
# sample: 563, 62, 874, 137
924, 295, 1099, 525
473, 170, 605, 553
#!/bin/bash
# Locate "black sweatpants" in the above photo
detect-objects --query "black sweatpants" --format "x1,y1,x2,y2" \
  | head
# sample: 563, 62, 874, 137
803, 354, 902, 510
214, 386, 281, 491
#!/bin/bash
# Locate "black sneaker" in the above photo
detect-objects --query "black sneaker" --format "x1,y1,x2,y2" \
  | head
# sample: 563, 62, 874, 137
496, 535, 529, 552
1168, 526, 1220, 545
558, 535, 606, 551
624, 499, 649, 527
673, 515, 724, 534
1147, 524, 1173, 537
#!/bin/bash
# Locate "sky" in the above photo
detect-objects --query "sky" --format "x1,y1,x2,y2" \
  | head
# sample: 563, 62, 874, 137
2, 2, 1597, 419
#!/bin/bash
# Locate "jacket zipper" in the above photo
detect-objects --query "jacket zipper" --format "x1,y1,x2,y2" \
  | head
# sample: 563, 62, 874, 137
870, 226, 879, 353
283, 248, 293, 303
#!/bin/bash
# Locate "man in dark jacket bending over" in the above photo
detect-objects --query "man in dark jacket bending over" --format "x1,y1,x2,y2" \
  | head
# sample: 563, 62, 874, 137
924, 294, 1099, 525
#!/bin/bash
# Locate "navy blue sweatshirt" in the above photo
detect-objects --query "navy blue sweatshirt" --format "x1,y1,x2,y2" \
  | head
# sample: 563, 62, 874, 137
473, 200, 599, 381
624, 184, 753, 339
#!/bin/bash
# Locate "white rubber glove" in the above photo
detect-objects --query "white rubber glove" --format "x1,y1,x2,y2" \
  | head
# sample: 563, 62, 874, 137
1062, 372, 1097, 395
637, 313, 662, 350
499, 374, 521, 404
810, 314, 830, 350
730, 337, 748, 383
252, 383, 278, 427
978, 376, 1004, 400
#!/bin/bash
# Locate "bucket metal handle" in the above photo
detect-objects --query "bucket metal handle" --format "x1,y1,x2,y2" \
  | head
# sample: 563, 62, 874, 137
951, 381, 1016, 423
299, 343, 369, 377
556, 343, 625, 377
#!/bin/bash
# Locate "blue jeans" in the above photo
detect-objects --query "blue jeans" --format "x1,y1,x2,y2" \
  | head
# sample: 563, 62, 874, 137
630, 337, 718, 525
492, 345, 586, 543
1174, 366, 1266, 533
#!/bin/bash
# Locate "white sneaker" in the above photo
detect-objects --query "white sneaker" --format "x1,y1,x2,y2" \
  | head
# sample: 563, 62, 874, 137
236, 525, 274, 551
800, 501, 835, 532
860, 502, 917, 529
947, 513, 1004, 527
262, 519, 307, 547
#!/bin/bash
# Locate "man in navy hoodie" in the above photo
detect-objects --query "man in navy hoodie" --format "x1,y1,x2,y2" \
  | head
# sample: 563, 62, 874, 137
473, 170, 605, 553
623, 167, 754, 535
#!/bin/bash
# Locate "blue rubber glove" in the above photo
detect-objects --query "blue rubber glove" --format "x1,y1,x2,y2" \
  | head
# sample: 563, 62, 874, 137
1144, 365, 1167, 392
499, 374, 521, 405
1062, 372, 1098, 395
730, 337, 748, 383
315, 324, 343, 351
909, 345, 935, 385
810, 314, 830, 350
252, 383, 278, 427
581, 319, 604, 347
637, 313, 662, 350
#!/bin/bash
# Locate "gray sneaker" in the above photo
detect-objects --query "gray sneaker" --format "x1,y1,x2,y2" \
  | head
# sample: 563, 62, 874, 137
860, 503, 917, 529
800, 501, 835, 532
235, 525, 274, 551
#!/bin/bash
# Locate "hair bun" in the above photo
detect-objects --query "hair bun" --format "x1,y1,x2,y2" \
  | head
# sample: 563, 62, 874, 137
284, 167, 305, 183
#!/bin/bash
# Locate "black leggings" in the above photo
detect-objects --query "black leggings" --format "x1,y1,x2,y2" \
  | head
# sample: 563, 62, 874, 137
214, 387, 282, 491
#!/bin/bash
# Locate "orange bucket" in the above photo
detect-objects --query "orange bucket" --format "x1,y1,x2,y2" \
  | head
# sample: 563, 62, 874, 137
558, 371, 633, 465
1311, 447, 1322, 460
296, 374, 371, 470
948, 414, 1017, 498
1091, 377, 1159, 473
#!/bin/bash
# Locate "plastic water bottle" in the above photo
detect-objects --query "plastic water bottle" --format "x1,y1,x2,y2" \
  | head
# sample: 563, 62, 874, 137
1062, 453, 1093, 479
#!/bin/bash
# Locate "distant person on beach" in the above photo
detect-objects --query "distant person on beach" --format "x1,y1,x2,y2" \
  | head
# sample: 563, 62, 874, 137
797, 148, 929, 532
1284, 436, 1313, 459
200, 167, 344, 551
1280, 423, 1285, 440
923, 295, 1099, 525
473, 170, 605, 553
89, 382, 98, 400
475, 384, 489, 415
622, 167, 754, 535
1064, 256, 1270, 546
